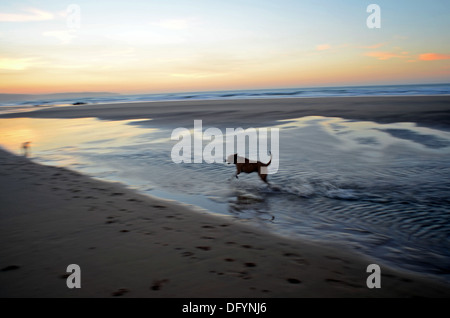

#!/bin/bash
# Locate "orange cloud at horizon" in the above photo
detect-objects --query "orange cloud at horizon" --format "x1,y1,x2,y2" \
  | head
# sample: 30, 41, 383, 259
419, 53, 450, 61
365, 51, 409, 60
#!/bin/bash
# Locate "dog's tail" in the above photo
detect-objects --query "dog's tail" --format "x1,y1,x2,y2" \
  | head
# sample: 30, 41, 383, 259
262, 151, 272, 167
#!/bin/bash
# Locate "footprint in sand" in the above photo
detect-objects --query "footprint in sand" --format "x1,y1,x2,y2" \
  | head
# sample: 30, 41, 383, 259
244, 262, 257, 268
150, 279, 169, 291
196, 246, 211, 251
250, 287, 271, 294
286, 278, 302, 284
325, 278, 363, 288
1, 265, 20, 272
181, 251, 194, 257
283, 252, 310, 266
111, 288, 129, 296
325, 255, 350, 264
60, 273, 71, 279
225, 270, 251, 280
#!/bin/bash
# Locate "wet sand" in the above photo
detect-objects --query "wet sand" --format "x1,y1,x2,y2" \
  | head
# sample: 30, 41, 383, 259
1, 96, 450, 130
1, 148, 450, 297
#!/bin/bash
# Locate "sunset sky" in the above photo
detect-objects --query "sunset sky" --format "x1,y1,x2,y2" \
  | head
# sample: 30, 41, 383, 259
1, 0, 449, 94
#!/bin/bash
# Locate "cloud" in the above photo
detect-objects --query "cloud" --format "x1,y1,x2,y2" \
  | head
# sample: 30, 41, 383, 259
316, 44, 331, 51
365, 51, 408, 60
361, 42, 387, 49
0, 57, 38, 70
419, 53, 450, 61
43, 30, 77, 44
365, 50, 450, 63
0, 8, 54, 22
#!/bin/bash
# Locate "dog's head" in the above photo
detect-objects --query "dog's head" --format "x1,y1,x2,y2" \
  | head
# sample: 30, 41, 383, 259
225, 153, 238, 164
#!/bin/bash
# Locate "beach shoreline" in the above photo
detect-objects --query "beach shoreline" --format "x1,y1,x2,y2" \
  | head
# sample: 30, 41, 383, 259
1, 148, 449, 297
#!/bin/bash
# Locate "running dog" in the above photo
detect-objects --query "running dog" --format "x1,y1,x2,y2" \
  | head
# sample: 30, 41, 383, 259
225, 152, 272, 183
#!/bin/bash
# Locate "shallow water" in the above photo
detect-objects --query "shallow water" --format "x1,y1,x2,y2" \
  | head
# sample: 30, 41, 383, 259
1, 116, 450, 281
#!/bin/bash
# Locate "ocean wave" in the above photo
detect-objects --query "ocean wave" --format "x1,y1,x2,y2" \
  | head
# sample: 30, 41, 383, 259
1, 84, 449, 111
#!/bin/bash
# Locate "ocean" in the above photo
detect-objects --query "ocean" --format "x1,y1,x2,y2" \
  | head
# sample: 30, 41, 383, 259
1, 83, 449, 114
0, 83, 450, 283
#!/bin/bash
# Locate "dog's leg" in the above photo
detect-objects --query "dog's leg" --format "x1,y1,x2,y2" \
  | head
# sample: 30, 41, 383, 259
258, 171, 269, 184
230, 171, 239, 181
235, 166, 241, 179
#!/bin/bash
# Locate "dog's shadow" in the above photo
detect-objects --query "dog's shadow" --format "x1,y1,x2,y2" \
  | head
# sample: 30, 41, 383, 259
227, 180, 275, 222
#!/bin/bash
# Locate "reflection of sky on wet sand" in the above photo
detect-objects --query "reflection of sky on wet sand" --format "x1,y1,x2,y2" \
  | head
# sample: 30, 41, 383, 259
276, 116, 450, 154
0, 117, 158, 156
3, 116, 449, 167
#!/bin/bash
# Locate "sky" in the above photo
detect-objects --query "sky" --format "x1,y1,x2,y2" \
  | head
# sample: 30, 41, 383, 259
0, 0, 449, 94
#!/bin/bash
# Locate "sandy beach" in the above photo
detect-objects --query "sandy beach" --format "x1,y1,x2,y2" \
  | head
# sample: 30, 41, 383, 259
1, 96, 450, 298
1, 148, 450, 298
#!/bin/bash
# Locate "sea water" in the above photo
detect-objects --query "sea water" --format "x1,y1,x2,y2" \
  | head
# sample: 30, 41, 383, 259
1, 83, 449, 114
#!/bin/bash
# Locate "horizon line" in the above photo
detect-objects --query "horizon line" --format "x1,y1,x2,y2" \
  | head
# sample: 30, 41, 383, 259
1, 82, 449, 97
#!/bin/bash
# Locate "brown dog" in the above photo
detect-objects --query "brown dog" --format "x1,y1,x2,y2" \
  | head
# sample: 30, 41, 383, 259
226, 153, 272, 183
